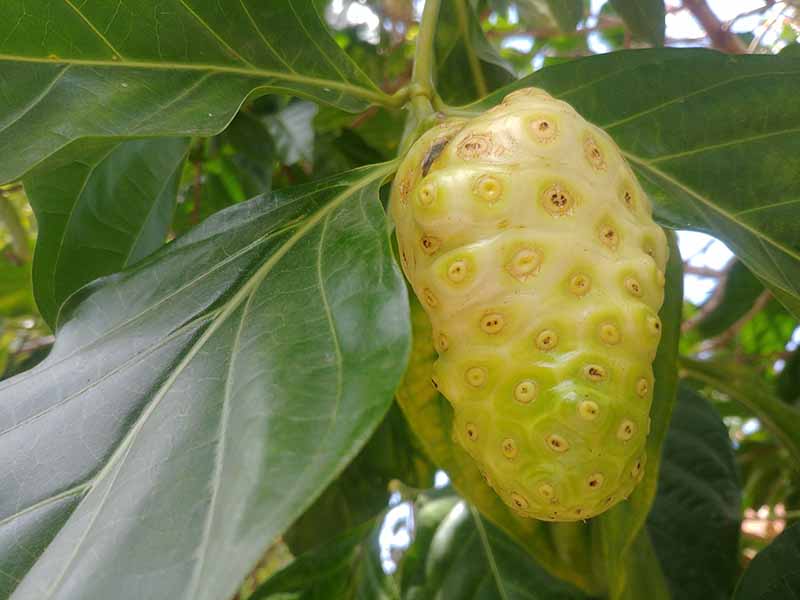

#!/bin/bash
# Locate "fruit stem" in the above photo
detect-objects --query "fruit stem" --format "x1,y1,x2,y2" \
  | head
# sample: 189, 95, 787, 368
410, 0, 442, 123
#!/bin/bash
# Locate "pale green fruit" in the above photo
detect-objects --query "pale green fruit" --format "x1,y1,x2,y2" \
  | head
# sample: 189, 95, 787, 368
390, 87, 668, 522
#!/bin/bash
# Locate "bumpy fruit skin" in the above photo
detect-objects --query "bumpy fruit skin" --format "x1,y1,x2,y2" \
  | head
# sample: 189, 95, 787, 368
390, 88, 668, 522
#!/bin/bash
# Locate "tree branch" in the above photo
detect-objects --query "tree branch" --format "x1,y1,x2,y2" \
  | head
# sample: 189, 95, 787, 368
682, 0, 747, 53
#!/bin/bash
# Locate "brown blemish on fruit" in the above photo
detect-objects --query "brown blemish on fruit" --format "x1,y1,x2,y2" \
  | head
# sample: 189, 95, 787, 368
646, 315, 662, 336
631, 458, 643, 478
578, 400, 599, 420
625, 277, 642, 297
542, 183, 575, 216
458, 133, 493, 160
466, 422, 479, 441
466, 366, 488, 388
622, 188, 635, 210
423, 288, 438, 308
501, 438, 518, 459
436, 332, 449, 352
569, 273, 591, 296
431, 377, 439, 390
538, 483, 555, 500
583, 364, 607, 382
507, 248, 541, 281
617, 419, 636, 441
588, 473, 604, 489
536, 329, 558, 351
599, 323, 621, 345
474, 174, 503, 203
480, 313, 505, 334
530, 117, 558, 143
546, 434, 570, 453
422, 138, 451, 177
636, 377, 649, 398
584, 136, 606, 170
599, 224, 619, 250
447, 260, 468, 283
514, 380, 537, 404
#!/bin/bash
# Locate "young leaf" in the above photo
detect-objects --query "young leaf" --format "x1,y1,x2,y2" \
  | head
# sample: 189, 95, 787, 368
0, 164, 410, 600
734, 522, 800, 599
22, 138, 190, 328
466, 48, 800, 320
0, 1, 394, 184
517, 1, 584, 33
647, 384, 741, 599
609, 0, 666, 46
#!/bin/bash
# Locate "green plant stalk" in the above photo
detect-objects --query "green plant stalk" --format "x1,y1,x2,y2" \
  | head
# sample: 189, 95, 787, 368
454, 0, 488, 97
0, 194, 31, 262
409, 0, 442, 123
680, 356, 800, 467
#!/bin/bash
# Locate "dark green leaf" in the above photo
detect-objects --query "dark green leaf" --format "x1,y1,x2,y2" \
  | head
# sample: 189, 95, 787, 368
517, 1, 584, 33
286, 404, 435, 555
401, 495, 586, 599
466, 49, 800, 320
436, 0, 516, 105
647, 383, 742, 599
0, 164, 410, 600
777, 350, 800, 406
734, 522, 800, 599
23, 138, 189, 328
251, 519, 394, 600
0, 1, 393, 183
694, 261, 763, 339
609, 0, 666, 46
265, 101, 319, 166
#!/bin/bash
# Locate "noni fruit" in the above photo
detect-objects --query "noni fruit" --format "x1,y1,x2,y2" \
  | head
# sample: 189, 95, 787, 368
390, 88, 668, 522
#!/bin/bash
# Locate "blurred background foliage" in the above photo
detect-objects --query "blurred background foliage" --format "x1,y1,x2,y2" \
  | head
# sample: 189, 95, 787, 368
1, 0, 799, 596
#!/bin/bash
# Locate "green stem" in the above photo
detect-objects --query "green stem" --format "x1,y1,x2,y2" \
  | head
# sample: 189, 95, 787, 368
410, 0, 442, 122
0, 193, 31, 262
454, 0, 488, 97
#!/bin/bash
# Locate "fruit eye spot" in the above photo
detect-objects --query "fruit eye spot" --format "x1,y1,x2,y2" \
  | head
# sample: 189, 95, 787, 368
458, 134, 493, 160
480, 313, 505, 334
636, 378, 649, 397
578, 400, 599, 420
508, 248, 541, 280
447, 260, 468, 283
584, 136, 606, 170
514, 380, 537, 404
588, 473, 604, 489
538, 483, 554, 500
511, 492, 529, 510
536, 329, 558, 351
599, 225, 619, 250
481, 471, 493, 487
599, 323, 620, 345
423, 288, 438, 308
646, 315, 661, 335
431, 377, 439, 390
475, 175, 503, 203
530, 118, 558, 143
583, 364, 607, 382
622, 188, 635, 210
569, 273, 591, 296
631, 458, 643, 478
625, 277, 642, 297
617, 419, 636, 441
418, 183, 436, 207
466, 423, 479, 441
501, 438, 518, 459
421, 236, 441, 255
436, 332, 449, 352
465, 366, 488, 388
546, 434, 570, 452
542, 183, 575, 216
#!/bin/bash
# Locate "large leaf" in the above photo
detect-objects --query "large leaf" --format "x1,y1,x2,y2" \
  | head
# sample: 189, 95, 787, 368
400, 494, 587, 599
734, 522, 800, 599
609, 0, 666, 46
694, 261, 763, 339
436, 0, 516, 105
647, 384, 741, 599
517, 1, 584, 33
462, 48, 800, 320
0, 1, 394, 184
395, 234, 683, 597
0, 164, 410, 600
23, 138, 190, 327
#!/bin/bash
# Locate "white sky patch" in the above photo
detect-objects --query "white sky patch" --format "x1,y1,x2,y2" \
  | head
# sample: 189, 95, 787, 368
379, 502, 414, 574
502, 35, 534, 53
677, 231, 735, 305
434, 470, 451, 488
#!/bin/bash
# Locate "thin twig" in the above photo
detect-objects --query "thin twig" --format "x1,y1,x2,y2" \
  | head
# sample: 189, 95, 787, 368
748, 4, 789, 52
701, 290, 773, 349
683, 0, 747, 52
682, 259, 736, 332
